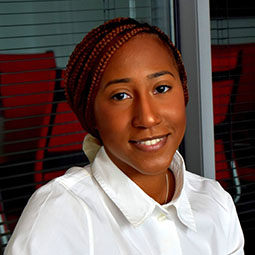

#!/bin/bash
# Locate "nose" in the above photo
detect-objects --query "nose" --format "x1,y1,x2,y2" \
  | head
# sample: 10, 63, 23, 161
132, 95, 161, 128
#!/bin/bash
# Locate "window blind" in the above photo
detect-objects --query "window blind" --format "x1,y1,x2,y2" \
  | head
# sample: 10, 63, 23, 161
210, 1, 255, 254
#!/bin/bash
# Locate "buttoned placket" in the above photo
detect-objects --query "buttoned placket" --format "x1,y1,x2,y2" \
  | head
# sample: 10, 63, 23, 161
145, 206, 183, 255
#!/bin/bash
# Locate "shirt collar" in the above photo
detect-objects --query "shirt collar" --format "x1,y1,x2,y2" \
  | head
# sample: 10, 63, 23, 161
164, 150, 197, 232
91, 147, 196, 231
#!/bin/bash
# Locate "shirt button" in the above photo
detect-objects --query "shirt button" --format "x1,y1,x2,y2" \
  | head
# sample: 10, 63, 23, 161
157, 213, 167, 221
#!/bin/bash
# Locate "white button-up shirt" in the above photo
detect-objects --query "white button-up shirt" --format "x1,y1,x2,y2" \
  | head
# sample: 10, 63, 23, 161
5, 147, 244, 255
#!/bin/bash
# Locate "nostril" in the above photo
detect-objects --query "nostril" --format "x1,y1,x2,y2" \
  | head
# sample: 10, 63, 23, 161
132, 97, 162, 128
132, 112, 161, 128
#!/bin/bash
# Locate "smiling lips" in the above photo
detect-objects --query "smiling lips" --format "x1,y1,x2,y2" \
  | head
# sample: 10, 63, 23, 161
130, 134, 169, 152
137, 137, 163, 146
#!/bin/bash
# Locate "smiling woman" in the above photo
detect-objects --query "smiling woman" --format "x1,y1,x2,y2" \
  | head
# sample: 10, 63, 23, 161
5, 18, 244, 255
94, 34, 186, 203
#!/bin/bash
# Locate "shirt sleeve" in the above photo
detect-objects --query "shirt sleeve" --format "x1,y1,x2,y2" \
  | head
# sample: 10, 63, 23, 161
226, 192, 245, 255
4, 181, 92, 255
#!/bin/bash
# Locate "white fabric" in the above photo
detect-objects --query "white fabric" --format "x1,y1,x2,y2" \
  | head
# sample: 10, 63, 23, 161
5, 147, 244, 255
82, 134, 101, 163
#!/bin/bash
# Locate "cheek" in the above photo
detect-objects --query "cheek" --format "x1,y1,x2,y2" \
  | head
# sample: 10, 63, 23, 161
170, 109, 186, 137
164, 93, 186, 133
174, 102, 186, 125
94, 99, 129, 139
178, 112, 186, 138
95, 103, 112, 134
175, 105, 186, 133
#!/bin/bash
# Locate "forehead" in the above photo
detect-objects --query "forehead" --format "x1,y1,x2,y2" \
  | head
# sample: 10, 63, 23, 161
114, 33, 174, 61
101, 33, 178, 80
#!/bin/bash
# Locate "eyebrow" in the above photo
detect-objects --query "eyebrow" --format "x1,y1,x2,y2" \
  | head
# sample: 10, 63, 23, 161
104, 78, 131, 89
103, 70, 174, 89
146, 70, 175, 79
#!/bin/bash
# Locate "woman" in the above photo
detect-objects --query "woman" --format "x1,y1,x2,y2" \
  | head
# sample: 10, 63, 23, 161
5, 17, 244, 255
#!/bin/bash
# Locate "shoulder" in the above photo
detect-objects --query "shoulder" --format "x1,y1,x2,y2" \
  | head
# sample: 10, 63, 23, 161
28, 165, 95, 209
185, 170, 233, 212
26, 164, 96, 217
5, 165, 95, 255
184, 171, 244, 253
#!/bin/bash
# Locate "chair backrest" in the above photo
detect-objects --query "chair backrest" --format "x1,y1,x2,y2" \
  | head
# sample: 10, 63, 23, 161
212, 47, 242, 125
0, 52, 56, 163
227, 44, 255, 182
34, 70, 87, 187
230, 44, 255, 115
211, 46, 243, 184
47, 70, 86, 153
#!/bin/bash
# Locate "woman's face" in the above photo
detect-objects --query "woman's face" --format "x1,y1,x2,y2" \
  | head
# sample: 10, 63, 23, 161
94, 34, 186, 177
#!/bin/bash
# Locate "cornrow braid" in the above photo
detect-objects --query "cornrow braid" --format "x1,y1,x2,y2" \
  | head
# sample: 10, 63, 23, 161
65, 17, 188, 139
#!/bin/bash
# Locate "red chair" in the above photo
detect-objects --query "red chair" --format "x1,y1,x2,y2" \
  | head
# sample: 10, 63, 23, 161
229, 44, 255, 182
212, 46, 243, 202
212, 44, 255, 185
213, 45, 255, 253
0, 52, 56, 163
0, 51, 57, 233
34, 70, 88, 187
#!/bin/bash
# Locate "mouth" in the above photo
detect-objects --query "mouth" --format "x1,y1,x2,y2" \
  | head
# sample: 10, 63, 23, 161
129, 134, 169, 152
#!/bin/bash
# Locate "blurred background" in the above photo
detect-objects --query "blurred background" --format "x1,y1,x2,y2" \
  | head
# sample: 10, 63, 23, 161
0, 0, 254, 254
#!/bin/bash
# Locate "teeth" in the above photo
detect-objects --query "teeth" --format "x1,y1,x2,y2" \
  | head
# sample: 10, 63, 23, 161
138, 137, 163, 146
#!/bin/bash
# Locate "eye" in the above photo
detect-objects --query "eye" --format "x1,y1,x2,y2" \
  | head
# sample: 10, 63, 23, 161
154, 85, 171, 94
112, 92, 131, 101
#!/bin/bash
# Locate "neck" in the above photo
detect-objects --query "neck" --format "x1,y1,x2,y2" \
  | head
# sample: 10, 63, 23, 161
125, 170, 175, 205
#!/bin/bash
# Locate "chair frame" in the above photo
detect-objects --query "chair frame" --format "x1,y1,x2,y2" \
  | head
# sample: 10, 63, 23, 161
213, 50, 243, 203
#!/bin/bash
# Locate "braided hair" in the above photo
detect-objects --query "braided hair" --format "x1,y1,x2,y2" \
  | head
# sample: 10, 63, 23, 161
65, 17, 188, 139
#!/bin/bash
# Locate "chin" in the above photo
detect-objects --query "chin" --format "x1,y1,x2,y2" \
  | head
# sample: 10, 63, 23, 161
131, 156, 173, 176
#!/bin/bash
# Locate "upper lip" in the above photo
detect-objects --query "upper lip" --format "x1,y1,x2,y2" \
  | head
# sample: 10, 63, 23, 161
129, 133, 170, 143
